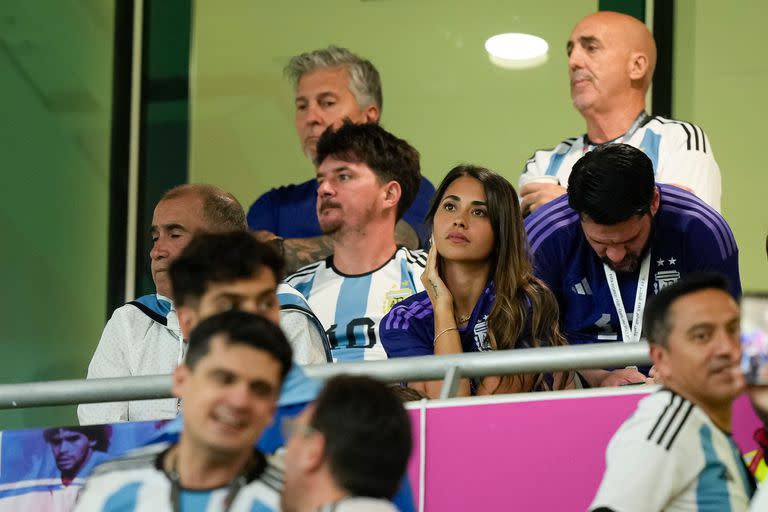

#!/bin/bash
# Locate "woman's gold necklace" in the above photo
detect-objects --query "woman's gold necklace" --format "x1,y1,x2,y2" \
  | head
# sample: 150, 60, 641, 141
455, 312, 471, 324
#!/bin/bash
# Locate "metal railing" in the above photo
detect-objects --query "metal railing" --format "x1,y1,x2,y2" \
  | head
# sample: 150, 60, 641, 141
0, 342, 651, 409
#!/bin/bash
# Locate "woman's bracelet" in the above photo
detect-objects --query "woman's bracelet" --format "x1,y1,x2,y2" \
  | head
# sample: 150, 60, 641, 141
433, 326, 458, 347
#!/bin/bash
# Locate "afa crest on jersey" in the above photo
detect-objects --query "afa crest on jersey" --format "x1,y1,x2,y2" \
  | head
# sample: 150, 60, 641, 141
383, 281, 417, 313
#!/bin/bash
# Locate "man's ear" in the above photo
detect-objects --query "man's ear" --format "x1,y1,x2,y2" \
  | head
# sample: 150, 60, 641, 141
302, 432, 326, 472
363, 104, 380, 124
177, 306, 198, 341
650, 186, 661, 216
628, 52, 649, 82
649, 343, 669, 378
382, 181, 402, 211
172, 364, 190, 399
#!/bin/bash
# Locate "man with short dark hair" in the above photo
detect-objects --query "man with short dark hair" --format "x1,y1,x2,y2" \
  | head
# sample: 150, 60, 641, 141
590, 274, 754, 511
520, 11, 721, 214
248, 46, 435, 273
170, 231, 330, 366
282, 375, 412, 512
43, 426, 112, 486
79, 188, 328, 425
76, 311, 291, 511
285, 121, 426, 362
525, 144, 740, 387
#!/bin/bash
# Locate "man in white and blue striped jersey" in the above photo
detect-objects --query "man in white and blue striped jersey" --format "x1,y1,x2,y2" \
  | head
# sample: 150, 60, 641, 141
590, 274, 755, 511
75, 311, 292, 511
285, 121, 427, 362
519, 11, 721, 214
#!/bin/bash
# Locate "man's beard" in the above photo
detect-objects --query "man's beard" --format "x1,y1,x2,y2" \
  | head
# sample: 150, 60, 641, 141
601, 241, 652, 274
318, 200, 342, 235
317, 200, 378, 238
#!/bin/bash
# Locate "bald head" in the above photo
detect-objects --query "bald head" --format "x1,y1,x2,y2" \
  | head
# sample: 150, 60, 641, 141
582, 12, 656, 85
568, 11, 657, 115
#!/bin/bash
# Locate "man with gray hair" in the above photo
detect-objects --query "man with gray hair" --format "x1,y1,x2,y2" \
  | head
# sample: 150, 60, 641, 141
247, 46, 435, 273
79, 184, 329, 425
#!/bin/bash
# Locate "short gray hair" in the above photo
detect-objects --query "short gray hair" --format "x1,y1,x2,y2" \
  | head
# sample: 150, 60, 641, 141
285, 45, 383, 113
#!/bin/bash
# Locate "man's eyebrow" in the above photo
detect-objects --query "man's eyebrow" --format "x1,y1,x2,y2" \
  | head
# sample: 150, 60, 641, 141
686, 322, 714, 334
578, 35, 600, 46
297, 91, 339, 102
149, 223, 187, 235
317, 165, 354, 179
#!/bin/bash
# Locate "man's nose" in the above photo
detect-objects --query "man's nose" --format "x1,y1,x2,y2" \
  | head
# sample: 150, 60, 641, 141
605, 246, 627, 263
317, 179, 334, 197
227, 382, 251, 408
305, 102, 324, 126
568, 46, 583, 71
713, 329, 740, 357
150, 237, 168, 260
237, 299, 259, 315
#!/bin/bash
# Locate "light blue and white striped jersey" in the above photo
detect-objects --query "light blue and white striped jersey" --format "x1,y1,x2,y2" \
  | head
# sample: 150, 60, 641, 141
74, 443, 281, 512
590, 389, 755, 512
285, 247, 426, 362
520, 115, 722, 211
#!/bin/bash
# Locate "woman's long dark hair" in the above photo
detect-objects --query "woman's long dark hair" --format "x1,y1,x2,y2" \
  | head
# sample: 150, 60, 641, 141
427, 165, 573, 392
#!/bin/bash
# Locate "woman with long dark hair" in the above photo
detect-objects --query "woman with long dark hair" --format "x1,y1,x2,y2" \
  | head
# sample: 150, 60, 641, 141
380, 165, 572, 397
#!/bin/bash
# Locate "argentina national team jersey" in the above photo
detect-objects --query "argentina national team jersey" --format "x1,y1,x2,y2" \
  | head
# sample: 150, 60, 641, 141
74, 444, 281, 512
520, 115, 722, 211
590, 389, 755, 512
524, 185, 740, 347
285, 247, 426, 362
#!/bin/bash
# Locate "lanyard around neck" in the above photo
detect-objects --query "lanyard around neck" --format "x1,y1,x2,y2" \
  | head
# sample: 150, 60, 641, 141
167, 450, 247, 512
583, 111, 649, 150
602, 252, 651, 343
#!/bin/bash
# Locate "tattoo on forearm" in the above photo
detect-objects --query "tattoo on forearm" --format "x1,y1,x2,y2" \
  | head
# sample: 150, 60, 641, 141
429, 279, 441, 299
281, 236, 335, 274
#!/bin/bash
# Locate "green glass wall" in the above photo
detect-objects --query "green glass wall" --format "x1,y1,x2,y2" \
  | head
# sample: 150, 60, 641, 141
674, 0, 768, 291
0, 2, 114, 428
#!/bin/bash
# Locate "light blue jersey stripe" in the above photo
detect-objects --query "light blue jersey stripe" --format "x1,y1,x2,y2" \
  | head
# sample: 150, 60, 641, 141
251, 501, 275, 512
545, 149, 568, 176
728, 437, 754, 498
292, 275, 315, 300
697, 424, 731, 511
639, 129, 661, 172
181, 489, 215, 510
399, 258, 418, 298
332, 275, 373, 361
104, 481, 142, 511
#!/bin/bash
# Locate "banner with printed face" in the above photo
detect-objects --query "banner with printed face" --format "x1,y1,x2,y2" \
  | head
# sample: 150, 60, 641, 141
0, 421, 167, 512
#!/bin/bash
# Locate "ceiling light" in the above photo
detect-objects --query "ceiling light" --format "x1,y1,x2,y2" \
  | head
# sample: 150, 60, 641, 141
485, 33, 548, 70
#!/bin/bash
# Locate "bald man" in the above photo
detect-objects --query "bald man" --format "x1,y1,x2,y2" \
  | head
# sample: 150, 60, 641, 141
520, 11, 722, 214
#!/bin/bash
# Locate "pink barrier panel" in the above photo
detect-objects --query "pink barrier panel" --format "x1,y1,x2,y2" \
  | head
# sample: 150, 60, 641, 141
406, 389, 762, 511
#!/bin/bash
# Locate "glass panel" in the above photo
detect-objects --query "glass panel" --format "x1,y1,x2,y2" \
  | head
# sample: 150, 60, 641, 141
0, 1, 115, 427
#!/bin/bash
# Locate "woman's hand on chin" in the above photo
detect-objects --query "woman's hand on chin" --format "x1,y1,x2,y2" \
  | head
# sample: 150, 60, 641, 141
421, 243, 453, 313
